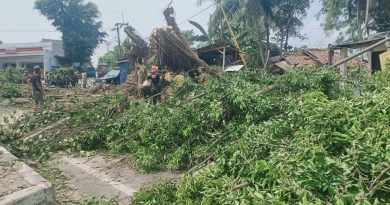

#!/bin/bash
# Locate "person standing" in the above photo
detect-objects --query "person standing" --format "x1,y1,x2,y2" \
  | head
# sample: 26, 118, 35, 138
45, 71, 50, 86
31, 66, 44, 106
81, 72, 87, 88
147, 65, 161, 105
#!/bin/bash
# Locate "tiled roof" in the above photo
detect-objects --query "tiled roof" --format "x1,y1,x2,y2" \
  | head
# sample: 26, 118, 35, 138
276, 48, 367, 69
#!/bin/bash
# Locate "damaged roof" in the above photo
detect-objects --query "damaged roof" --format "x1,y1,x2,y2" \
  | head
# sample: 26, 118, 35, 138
331, 32, 389, 49
273, 48, 367, 70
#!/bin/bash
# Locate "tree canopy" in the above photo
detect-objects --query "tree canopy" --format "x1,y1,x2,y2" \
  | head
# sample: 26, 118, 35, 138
35, 0, 106, 65
98, 53, 116, 68
319, 0, 390, 41
198, 0, 309, 67
272, 0, 310, 52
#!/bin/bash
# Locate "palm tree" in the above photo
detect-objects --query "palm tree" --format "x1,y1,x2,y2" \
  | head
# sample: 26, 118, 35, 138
197, 0, 273, 41
197, 0, 274, 67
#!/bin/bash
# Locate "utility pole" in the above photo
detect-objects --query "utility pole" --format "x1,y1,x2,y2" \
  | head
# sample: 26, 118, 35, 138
106, 41, 111, 53
112, 22, 128, 60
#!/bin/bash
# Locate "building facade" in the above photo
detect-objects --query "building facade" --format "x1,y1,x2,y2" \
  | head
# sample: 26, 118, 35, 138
0, 39, 65, 74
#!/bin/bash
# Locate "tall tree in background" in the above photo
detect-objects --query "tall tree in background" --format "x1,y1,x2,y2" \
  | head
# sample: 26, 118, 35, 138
98, 53, 116, 68
371, 0, 390, 32
198, 0, 273, 44
98, 45, 124, 68
197, 0, 274, 67
35, 0, 106, 65
272, 0, 310, 52
319, 0, 389, 42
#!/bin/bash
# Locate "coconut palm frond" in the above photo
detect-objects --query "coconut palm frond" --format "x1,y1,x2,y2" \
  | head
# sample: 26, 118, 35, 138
189, 20, 209, 37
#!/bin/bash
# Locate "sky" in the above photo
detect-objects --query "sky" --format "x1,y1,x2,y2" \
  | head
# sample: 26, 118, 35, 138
0, 0, 338, 66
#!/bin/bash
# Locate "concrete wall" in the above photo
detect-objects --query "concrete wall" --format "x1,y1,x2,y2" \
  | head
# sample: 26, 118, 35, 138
0, 40, 64, 73
368, 44, 387, 72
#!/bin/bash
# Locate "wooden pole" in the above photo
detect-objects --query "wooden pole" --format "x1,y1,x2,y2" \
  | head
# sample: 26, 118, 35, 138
219, 2, 248, 68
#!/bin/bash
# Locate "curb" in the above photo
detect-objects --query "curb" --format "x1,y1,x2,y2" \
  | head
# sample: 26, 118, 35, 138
0, 146, 55, 205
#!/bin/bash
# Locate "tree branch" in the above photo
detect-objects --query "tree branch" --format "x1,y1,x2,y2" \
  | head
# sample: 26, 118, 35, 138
255, 84, 280, 95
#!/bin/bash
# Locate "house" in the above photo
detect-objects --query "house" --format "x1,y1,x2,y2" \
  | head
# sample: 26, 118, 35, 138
197, 42, 240, 68
330, 32, 390, 73
0, 39, 65, 74
271, 48, 367, 73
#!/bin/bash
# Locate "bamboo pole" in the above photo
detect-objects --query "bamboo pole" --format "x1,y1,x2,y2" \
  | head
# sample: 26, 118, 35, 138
219, 2, 248, 68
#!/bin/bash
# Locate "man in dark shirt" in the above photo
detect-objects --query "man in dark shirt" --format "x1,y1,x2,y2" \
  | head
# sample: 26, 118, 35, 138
31, 66, 44, 106
147, 65, 161, 105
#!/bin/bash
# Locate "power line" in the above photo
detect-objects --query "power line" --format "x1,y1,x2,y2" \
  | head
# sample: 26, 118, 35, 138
178, 2, 217, 25
0, 28, 115, 33
0, 30, 59, 33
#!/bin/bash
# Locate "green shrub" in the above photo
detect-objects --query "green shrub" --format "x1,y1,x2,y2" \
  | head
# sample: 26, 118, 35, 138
51, 67, 78, 81
4, 67, 26, 84
1, 84, 22, 98
2, 67, 389, 204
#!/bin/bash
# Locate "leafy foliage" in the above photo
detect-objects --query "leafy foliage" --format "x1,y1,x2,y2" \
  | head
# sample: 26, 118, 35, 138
1, 84, 22, 98
98, 53, 116, 68
50, 67, 79, 87
319, 0, 389, 41
34, 0, 106, 65
131, 69, 390, 204
272, 0, 309, 52
2, 67, 26, 84
51, 67, 77, 81
1, 66, 389, 204
371, 0, 390, 32
0, 67, 26, 99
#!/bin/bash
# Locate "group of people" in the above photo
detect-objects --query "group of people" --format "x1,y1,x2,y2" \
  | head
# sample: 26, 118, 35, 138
27, 65, 166, 107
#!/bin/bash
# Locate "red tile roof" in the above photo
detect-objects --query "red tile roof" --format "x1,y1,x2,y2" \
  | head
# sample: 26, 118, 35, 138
276, 48, 367, 69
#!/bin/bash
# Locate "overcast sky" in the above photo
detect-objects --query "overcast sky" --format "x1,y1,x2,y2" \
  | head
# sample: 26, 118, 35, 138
0, 0, 338, 66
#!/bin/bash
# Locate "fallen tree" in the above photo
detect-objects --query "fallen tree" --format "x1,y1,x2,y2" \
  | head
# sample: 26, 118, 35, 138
2, 67, 389, 204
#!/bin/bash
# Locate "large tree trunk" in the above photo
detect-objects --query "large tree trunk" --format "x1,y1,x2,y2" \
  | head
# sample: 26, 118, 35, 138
357, 0, 364, 41
284, 0, 294, 52
279, 29, 284, 53
285, 34, 289, 52
265, 20, 270, 52
256, 20, 265, 67
364, 0, 370, 37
